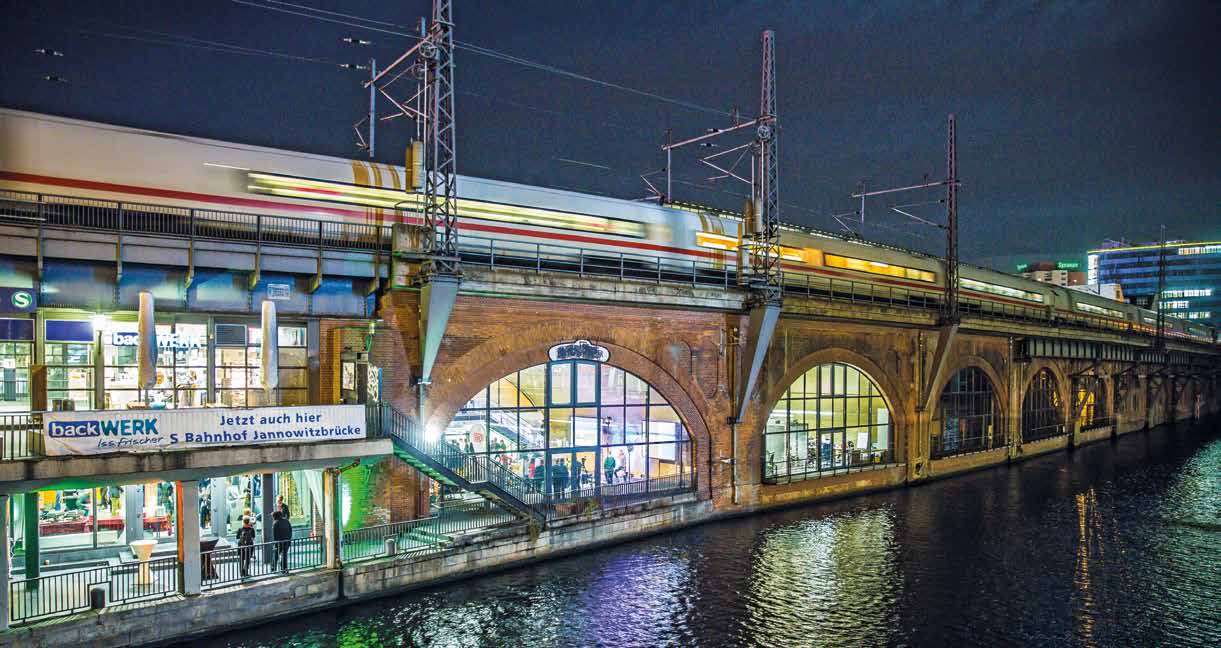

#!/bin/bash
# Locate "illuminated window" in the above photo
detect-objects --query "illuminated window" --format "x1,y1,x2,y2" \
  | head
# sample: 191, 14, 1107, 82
1177, 245, 1221, 256
695, 232, 808, 262
1187, 312, 1213, 320
1076, 302, 1125, 318
445, 359, 694, 502
1162, 289, 1212, 298
961, 278, 1045, 303
247, 172, 647, 238
215, 324, 308, 407
1073, 375, 1109, 430
823, 253, 936, 283
764, 363, 893, 482
1160, 300, 1189, 310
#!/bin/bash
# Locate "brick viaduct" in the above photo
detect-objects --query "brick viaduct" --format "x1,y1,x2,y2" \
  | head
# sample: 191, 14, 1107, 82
364, 267, 1221, 515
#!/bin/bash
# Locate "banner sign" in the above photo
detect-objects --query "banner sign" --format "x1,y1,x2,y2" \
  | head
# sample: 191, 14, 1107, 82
43, 405, 366, 456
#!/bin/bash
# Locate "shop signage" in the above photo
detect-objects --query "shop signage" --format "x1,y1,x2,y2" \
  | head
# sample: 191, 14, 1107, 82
548, 339, 610, 362
266, 283, 291, 301
0, 288, 36, 313
43, 404, 366, 456
110, 331, 206, 349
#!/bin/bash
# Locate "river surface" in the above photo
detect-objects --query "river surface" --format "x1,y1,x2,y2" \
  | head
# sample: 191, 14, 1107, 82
180, 422, 1220, 648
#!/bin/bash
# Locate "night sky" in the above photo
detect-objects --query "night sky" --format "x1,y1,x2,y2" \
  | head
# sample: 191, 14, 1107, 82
1, 1, 1217, 269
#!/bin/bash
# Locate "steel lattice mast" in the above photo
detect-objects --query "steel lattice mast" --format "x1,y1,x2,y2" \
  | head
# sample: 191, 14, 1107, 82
943, 113, 959, 324
752, 29, 782, 304
422, 0, 460, 277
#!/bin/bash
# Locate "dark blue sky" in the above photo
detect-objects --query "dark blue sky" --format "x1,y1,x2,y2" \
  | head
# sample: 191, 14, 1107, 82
2, 1, 1217, 269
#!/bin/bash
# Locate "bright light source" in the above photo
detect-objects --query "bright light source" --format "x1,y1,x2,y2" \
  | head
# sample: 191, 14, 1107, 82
424, 425, 441, 444
90, 314, 109, 332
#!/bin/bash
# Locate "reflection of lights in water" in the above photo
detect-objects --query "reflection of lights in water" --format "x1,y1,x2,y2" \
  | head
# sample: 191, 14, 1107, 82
745, 506, 900, 647
1074, 488, 1102, 647
583, 550, 694, 647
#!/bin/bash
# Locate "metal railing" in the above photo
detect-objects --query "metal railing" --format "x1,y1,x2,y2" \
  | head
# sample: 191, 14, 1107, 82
432, 499, 516, 535
202, 535, 323, 590
3, 188, 1205, 347
341, 517, 445, 563
0, 412, 42, 460
8, 556, 179, 626
0, 189, 389, 252
763, 448, 897, 484
544, 473, 696, 516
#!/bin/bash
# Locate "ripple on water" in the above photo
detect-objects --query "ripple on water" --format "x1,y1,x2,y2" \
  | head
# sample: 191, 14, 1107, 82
181, 423, 1221, 648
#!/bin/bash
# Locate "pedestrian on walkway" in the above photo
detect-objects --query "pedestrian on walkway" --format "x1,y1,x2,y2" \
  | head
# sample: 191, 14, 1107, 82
272, 510, 293, 572
236, 516, 256, 577
277, 495, 290, 520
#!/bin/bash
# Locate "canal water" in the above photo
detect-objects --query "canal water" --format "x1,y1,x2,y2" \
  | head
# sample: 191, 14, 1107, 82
182, 422, 1220, 648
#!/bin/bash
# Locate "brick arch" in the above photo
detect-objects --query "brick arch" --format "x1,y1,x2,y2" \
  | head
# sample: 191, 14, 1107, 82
759, 346, 908, 455
931, 354, 1010, 422
422, 323, 714, 493
1019, 358, 1071, 433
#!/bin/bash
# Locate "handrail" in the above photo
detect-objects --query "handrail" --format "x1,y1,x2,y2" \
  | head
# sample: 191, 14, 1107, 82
1, 188, 1211, 348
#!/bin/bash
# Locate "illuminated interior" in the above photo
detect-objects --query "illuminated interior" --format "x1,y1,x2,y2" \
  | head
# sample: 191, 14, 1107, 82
823, 253, 936, 283
960, 278, 1045, 303
694, 232, 810, 263
248, 172, 647, 238
1075, 301, 1125, 319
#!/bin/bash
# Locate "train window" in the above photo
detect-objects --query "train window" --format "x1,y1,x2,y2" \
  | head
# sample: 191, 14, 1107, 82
694, 232, 808, 262
247, 173, 647, 238
1075, 302, 1125, 319
959, 278, 1044, 303
823, 253, 935, 283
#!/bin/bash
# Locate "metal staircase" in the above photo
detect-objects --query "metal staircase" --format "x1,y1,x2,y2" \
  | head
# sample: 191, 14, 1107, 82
369, 402, 548, 526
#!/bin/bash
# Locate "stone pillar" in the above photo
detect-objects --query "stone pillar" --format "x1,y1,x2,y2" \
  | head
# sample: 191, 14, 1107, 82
1, 493, 10, 632
261, 473, 275, 565
322, 469, 340, 569
175, 480, 201, 596
209, 478, 227, 539
124, 485, 144, 542
22, 492, 38, 580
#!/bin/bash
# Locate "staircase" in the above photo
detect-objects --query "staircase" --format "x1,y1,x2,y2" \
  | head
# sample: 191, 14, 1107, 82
369, 402, 548, 526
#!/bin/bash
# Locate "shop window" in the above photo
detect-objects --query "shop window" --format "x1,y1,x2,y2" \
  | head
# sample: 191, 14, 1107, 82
0, 339, 33, 412
215, 324, 308, 407
764, 363, 894, 483
444, 360, 694, 501
101, 321, 209, 409
45, 341, 94, 410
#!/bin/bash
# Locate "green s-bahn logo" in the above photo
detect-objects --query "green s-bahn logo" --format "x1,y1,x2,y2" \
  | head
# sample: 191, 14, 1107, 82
10, 290, 32, 310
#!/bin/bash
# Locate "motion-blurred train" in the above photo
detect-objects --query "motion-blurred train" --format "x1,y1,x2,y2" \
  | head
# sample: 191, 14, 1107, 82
1, 108, 1215, 345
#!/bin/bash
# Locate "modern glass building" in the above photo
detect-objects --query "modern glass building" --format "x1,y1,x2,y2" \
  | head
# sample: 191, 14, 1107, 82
1088, 241, 1221, 326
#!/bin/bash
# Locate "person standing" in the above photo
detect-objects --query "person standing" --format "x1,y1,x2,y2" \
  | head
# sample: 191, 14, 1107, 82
236, 516, 256, 577
276, 495, 290, 521
271, 510, 293, 572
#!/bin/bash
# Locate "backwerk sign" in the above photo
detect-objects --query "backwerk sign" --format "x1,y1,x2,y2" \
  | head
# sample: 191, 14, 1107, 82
43, 405, 366, 456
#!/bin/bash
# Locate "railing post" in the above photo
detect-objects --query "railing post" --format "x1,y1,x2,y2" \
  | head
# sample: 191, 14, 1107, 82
322, 468, 341, 569
0, 493, 9, 631
579, 249, 585, 277
175, 479, 202, 596
536, 243, 542, 273
489, 238, 495, 267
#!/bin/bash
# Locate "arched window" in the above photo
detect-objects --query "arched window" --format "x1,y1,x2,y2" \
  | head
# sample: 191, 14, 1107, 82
1073, 375, 1110, 430
764, 362, 893, 483
1021, 368, 1064, 443
444, 356, 694, 501
932, 367, 1002, 458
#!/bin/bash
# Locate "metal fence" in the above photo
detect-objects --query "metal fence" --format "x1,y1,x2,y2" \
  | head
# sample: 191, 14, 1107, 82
202, 535, 323, 590
546, 473, 696, 517
8, 556, 179, 626
0, 412, 42, 460
341, 517, 446, 563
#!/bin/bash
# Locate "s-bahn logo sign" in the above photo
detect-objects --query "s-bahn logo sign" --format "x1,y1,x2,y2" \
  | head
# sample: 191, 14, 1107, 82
548, 340, 610, 362
0, 288, 36, 313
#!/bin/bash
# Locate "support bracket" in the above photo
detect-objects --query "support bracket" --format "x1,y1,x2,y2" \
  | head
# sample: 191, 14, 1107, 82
918, 323, 959, 412
733, 301, 780, 424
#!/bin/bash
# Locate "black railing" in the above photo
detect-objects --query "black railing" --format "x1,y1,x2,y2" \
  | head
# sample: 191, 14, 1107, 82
202, 535, 323, 590
8, 556, 179, 626
0, 412, 42, 460
341, 517, 445, 563
763, 448, 897, 484
930, 435, 1008, 460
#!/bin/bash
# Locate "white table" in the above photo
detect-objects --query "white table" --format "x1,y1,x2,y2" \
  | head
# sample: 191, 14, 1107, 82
129, 539, 158, 585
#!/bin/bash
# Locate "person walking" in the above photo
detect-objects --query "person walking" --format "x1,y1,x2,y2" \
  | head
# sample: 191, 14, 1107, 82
276, 495, 290, 521
236, 516, 256, 577
272, 510, 293, 572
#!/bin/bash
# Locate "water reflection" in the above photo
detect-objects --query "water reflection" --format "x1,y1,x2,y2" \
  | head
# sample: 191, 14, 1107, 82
745, 509, 899, 648
182, 422, 1220, 648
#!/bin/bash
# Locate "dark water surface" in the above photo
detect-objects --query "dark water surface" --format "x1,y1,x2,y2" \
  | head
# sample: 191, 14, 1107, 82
180, 423, 1221, 648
